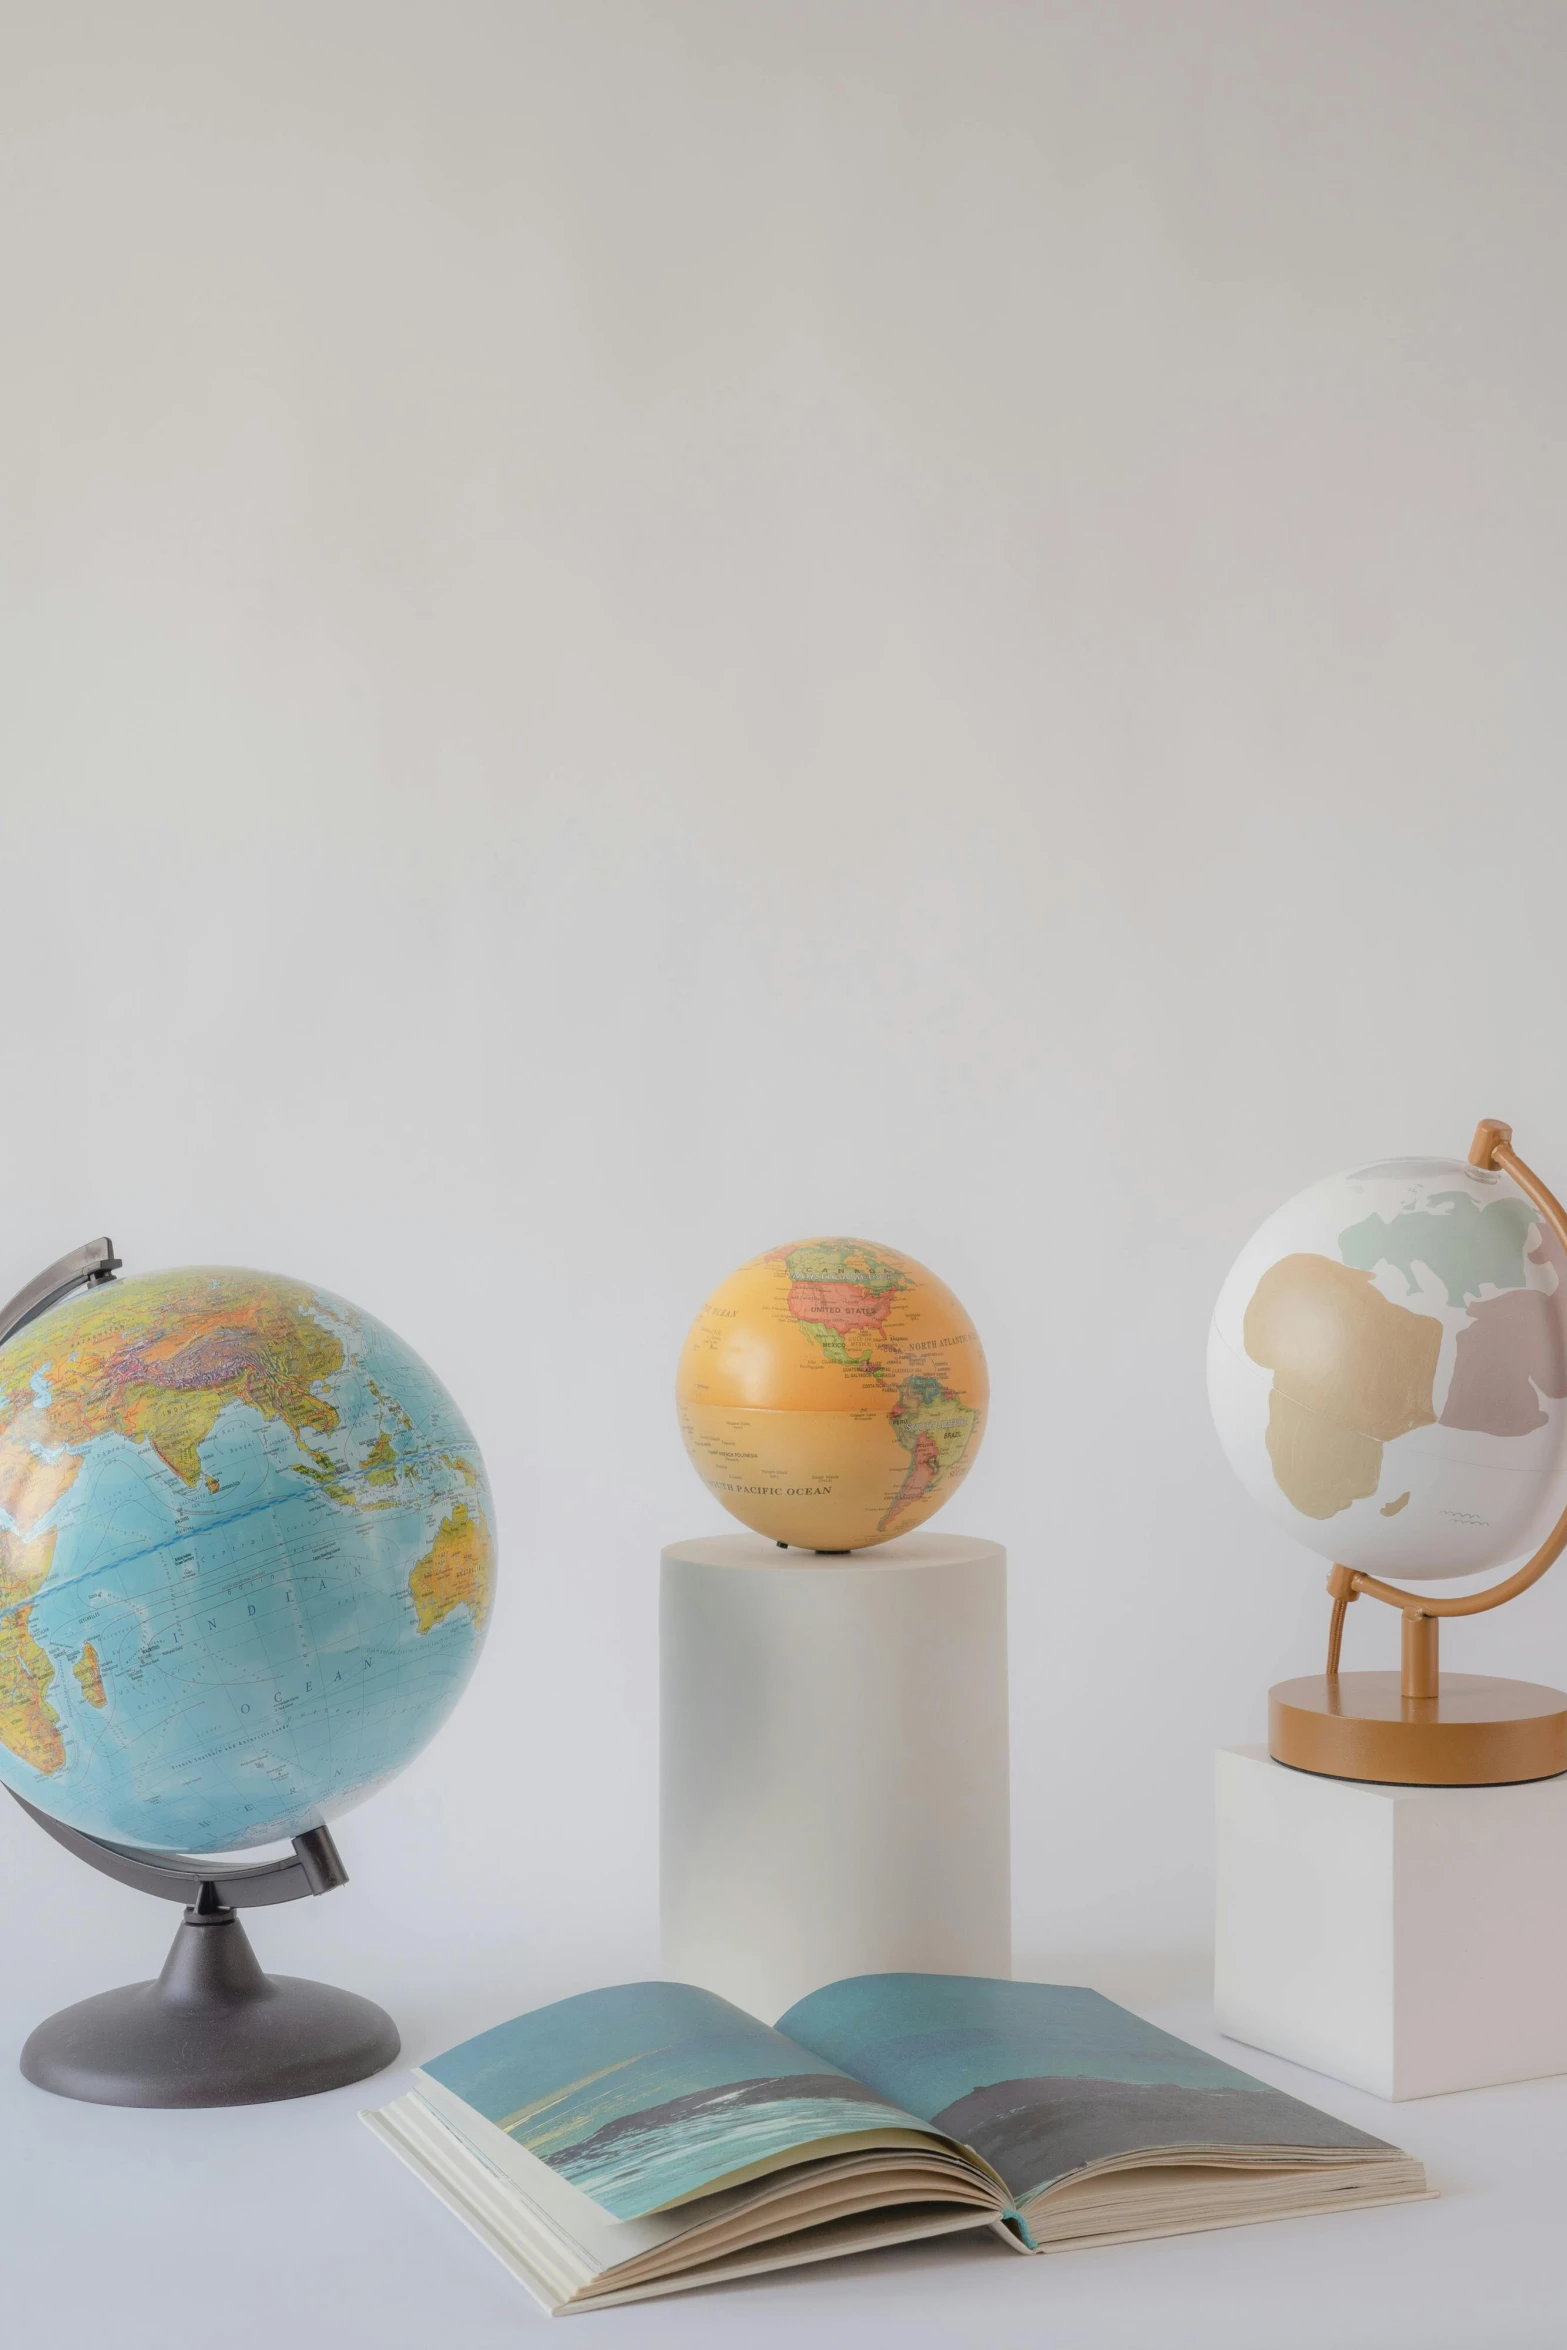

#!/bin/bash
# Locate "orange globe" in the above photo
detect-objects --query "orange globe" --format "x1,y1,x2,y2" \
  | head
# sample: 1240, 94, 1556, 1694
676, 1237, 989, 1551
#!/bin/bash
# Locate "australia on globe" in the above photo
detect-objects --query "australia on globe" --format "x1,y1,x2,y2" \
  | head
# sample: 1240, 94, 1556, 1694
677, 1237, 988, 1551
0, 1266, 494, 1853
1208, 1158, 1567, 1580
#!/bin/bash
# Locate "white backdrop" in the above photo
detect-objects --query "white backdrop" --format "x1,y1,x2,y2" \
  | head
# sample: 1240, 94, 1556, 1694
4, 0, 1567, 2046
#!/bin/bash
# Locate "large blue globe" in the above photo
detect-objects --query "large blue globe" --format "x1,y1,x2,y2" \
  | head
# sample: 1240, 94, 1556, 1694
0, 1266, 494, 1852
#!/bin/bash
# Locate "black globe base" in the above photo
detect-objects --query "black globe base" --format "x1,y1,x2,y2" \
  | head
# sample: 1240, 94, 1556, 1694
21, 1897, 400, 2109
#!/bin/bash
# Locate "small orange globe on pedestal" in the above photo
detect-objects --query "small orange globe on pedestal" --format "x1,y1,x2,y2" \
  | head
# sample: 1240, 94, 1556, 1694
676, 1237, 988, 1551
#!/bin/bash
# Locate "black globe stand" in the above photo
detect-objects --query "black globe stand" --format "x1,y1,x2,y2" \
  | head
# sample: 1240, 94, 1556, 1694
10, 1791, 400, 2108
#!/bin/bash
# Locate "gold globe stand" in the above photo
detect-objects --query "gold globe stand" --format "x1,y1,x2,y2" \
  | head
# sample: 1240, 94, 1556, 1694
1270, 1119, 1567, 1786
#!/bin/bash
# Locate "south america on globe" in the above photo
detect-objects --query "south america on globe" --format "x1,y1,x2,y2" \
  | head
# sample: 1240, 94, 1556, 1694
1208, 1157, 1567, 1580
0, 1266, 494, 1853
677, 1238, 988, 1551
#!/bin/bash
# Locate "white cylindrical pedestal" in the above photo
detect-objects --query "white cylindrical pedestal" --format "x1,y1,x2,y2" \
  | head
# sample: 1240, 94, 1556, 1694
660, 1533, 1011, 2023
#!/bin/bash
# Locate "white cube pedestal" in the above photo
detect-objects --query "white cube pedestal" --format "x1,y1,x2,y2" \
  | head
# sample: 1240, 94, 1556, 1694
661, 1533, 1011, 2024
1216, 1743, 1567, 2100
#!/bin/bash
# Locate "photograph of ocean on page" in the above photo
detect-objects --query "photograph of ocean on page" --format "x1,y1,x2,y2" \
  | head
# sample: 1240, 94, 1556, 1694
776, 1976, 1411, 2222
419, 1980, 942, 2218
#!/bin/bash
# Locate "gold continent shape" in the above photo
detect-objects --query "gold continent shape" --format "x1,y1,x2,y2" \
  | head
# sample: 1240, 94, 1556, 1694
1243, 1253, 1440, 1519
676, 1237, 989, 1550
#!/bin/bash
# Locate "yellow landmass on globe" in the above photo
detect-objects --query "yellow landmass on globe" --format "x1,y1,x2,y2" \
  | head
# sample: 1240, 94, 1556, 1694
0, 1268, 344, 1489
0, 1527, 64, 1774
0, 1424, 79, 1537
1243, 1253, 1440, 1519
677, 1238, 988, 1549
362, 1432, 399, 1486
73, 1640, 107, 1709
410, 1501, 494, 1634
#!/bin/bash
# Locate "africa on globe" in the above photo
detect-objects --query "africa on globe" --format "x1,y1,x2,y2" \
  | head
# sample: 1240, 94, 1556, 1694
0, 1265, 495, 1853
676, 1237, 987, 1551
1208, 1157, 1567, 1580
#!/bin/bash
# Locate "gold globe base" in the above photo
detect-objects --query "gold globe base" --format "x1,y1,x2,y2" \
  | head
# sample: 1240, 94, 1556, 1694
1269, 1671, 1567, 1786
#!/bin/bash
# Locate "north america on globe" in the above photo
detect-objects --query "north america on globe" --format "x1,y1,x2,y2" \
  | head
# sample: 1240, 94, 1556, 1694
0, 1266, 494, 1852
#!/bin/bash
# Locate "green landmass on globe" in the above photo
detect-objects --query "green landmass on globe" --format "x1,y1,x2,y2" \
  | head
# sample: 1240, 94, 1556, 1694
0, 1265, 494, 1852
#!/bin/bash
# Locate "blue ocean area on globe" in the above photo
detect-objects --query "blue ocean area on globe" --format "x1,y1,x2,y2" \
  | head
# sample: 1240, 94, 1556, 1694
0, 1266, 494, 1853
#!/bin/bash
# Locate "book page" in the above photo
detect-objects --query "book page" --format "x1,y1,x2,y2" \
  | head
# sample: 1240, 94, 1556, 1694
368, 2093, 1006, 2319
776, 1976, 1396, 2208
419, 1980, 937, 2221
411, 2075, 968, 2278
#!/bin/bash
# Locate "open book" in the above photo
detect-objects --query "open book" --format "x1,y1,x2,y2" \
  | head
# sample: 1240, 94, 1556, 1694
363, 1974, 1429, 2315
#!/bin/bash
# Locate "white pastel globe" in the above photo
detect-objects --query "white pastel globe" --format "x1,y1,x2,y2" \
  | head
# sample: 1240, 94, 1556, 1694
1208, 1157, 1567, 1579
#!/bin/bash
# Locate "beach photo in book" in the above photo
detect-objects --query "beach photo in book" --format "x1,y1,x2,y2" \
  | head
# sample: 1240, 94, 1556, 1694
364, 1973, 1429, 2314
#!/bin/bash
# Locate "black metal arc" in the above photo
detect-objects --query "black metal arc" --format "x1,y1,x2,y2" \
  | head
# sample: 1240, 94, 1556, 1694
0, 1238, 122, 1349
8, 1788, 349, 1908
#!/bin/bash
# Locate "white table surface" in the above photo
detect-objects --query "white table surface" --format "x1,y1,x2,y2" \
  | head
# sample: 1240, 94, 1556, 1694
6, 1916, 1566, 2350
